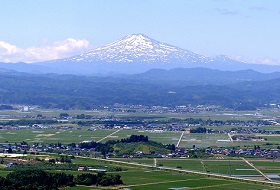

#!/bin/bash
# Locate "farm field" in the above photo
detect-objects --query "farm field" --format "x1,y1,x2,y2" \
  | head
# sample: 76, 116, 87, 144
1, 128, 280, 149
0, 128, 118, 144
0, 108, 277, 121
98, 130, 182, 145
111, 156, 280, 182
247, 159, 280, 182
179, 133, 230, 148
113, 158, 205, 171
0, 108, 279, 148
202, 159, 260, 176
112, 157, 276, 177
61, 157, 280, 190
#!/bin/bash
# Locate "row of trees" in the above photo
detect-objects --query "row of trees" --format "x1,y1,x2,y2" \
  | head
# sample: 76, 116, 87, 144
76, 172, 122, 186
48, 155, 72, 164
0, 119, 58, 126
190, 127, 211, 133
121, 135, 148, 143
0, 169, 74, 190
0, 105, 14, 110
0, 169, 123, 189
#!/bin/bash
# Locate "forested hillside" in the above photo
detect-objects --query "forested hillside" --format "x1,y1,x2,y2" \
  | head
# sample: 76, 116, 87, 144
0, 68, 280, 110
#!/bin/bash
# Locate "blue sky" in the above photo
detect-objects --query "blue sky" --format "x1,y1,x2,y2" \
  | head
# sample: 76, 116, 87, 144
0, 0, 279, 64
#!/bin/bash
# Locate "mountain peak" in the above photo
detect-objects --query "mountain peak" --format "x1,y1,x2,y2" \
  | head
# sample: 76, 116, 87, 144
64, 34, 209, 64
123, 33, 149, 39
100, 33, 156, 52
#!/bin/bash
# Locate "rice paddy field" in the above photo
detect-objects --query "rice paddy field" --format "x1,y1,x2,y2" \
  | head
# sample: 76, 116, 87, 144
247, 159, 280, 182
112, 157, 277, 177
65, 157, 280, 190
63, 172, 278, 190
0, 128, 179, 144
179, 133, 230, 148
0, 128, 118, 144
1, 127, 280, 150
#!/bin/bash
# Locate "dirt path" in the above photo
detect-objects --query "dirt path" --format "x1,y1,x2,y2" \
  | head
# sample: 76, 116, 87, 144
242, 157, 272, 181
122, 178, 206, 188
188, 183, 234, 189
176, 131, 185, 147
96, 130, 120, 143
228, 133, 233, 143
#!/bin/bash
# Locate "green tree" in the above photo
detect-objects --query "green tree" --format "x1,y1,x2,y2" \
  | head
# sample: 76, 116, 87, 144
59, 113, 69, 118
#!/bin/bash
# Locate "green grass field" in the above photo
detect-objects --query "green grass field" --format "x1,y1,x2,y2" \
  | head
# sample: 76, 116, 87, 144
1, 127, 280, 150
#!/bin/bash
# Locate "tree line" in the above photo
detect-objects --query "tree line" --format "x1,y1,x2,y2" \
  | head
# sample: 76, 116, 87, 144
0, 168, 122, 190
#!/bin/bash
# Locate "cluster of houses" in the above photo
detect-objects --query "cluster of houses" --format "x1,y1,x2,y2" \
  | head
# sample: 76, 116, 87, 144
109, 104, 221, 114
150, 146, 280, 159
212, 127, 280, 135
204, 147, 280, 159
0, 142, 81, 154
1, 139, 280, 160
121, 146, 280, 159
0, 125, 80, 130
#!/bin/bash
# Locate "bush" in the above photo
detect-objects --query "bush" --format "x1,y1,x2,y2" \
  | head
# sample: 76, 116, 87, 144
76, 173, 97, 186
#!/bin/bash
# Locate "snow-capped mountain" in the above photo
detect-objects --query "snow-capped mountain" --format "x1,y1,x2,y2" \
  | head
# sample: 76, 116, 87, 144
63, 34, 211, 64
28, 34, 280, 74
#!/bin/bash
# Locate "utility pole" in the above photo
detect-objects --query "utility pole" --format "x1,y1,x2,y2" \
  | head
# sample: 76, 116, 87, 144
227, 160, 231, 176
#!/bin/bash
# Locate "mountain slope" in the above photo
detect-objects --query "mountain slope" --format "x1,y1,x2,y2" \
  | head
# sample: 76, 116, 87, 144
63, 34, 211, 64
0, 62, 55, 74
35, 34, 217, 74
134, 68, 280, 85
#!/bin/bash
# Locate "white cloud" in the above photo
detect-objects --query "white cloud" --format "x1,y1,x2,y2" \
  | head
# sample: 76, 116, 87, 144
0, 38, 91, 63
233, 56, 280, 65
0, 41, 19, 55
